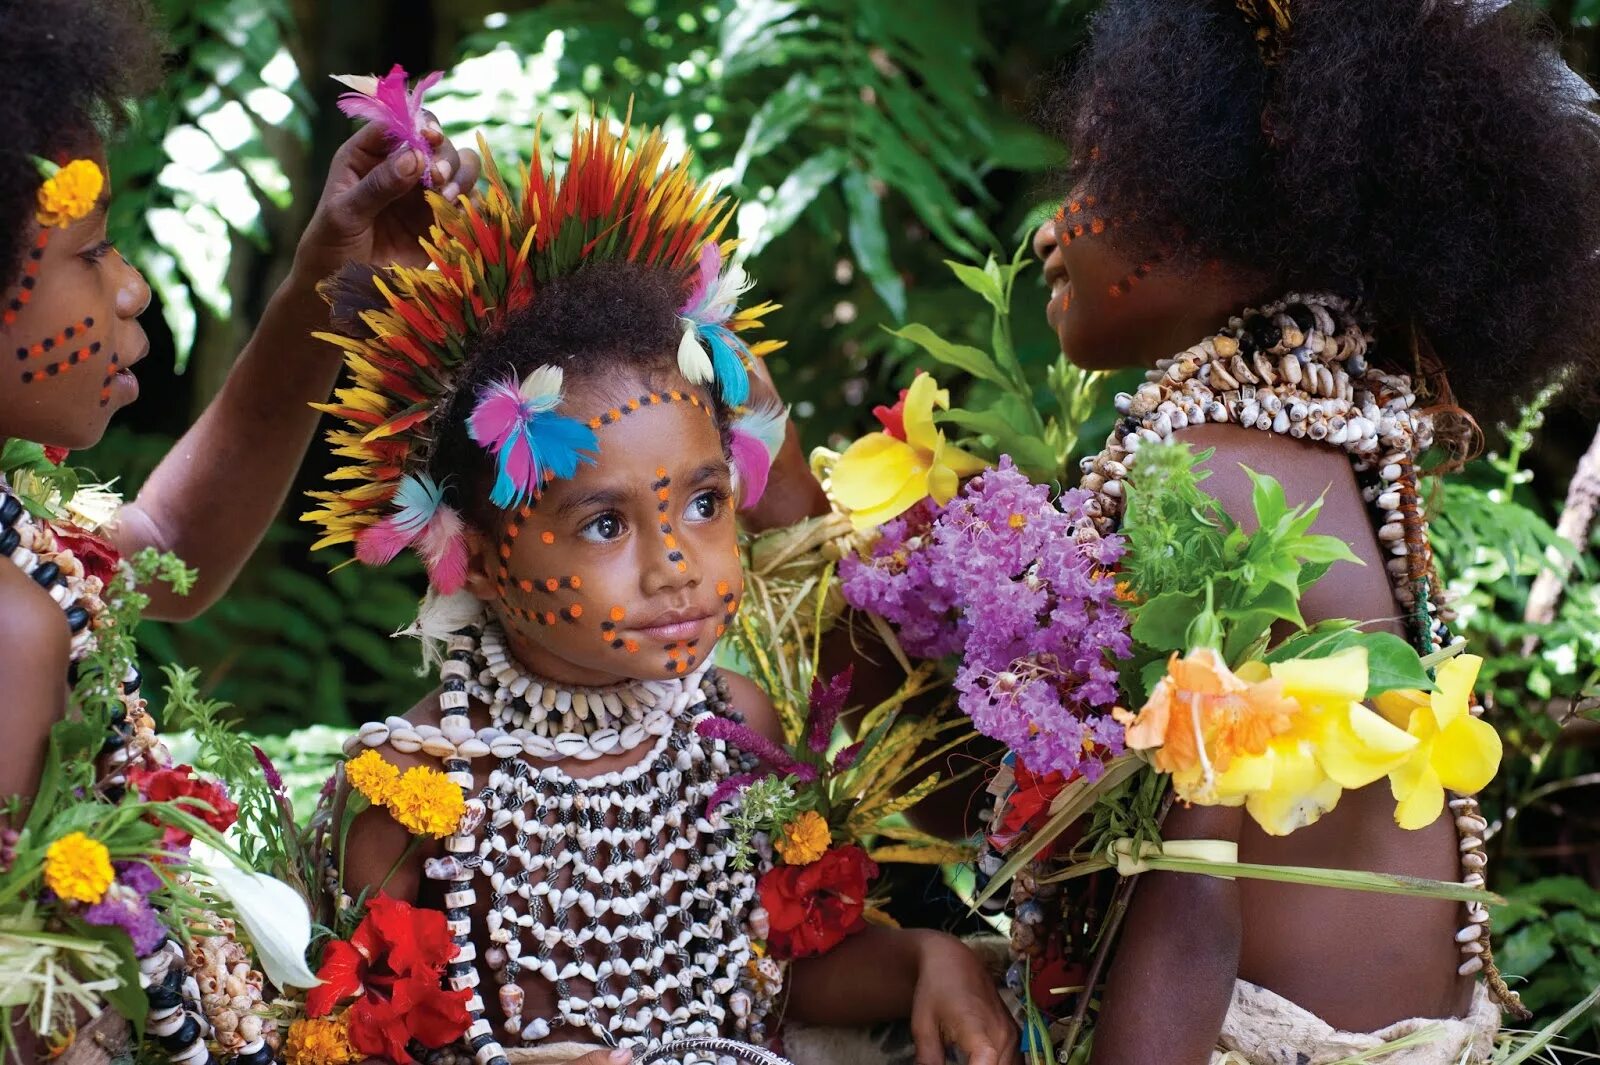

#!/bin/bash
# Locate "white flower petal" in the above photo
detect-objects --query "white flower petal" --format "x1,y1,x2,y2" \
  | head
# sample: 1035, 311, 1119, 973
193, 843, 320, 990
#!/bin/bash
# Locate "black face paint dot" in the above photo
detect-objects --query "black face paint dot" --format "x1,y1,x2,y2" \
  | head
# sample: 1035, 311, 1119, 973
20, 371, 33, 383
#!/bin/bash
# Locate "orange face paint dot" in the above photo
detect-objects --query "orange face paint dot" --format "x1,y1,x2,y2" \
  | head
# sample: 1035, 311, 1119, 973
567, 603, 583, 619
715, 624, 726, 637
507, 524, 521, 539
624, 640, 639, 653
541, 531, 555, 544
675, 562, 687, 573
499, 544, 512, 559
544, 611, 557, 625
610, 605, 626, 622
519, 579, 535, 593
716, 581, 730, 596
545, 578, 559, 592
570, 575, 581, 589
627, 399, 640, 410
663, 535, 677, 550
674, 661, 688, 674
656, 467, 667, 478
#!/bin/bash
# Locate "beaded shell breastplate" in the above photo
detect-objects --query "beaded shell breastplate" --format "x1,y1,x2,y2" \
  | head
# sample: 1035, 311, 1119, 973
348, 620, 779, 1065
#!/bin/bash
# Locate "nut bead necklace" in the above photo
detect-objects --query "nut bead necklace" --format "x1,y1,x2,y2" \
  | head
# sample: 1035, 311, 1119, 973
0, 479, 279, 1065
1066, 292, 1521, 1014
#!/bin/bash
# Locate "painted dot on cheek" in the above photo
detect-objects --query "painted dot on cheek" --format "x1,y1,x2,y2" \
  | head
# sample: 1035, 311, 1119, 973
541, 531, 555, 545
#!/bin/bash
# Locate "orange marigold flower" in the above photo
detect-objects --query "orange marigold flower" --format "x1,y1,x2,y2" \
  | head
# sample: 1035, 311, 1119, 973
36, 160, 103, 228
285, 1015, 360, 1065
773, 811, 832, 866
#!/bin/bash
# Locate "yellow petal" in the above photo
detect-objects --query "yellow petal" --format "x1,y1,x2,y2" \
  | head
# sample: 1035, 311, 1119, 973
1391, 760, 1444, 830
942, 441, 990, 478
1431, 714, 1502, 795
901, 374, 951, 454
830, 434, 925, 511
1213, 749, 1275, 799
1236, 661, 1272, 684
1246, 750, 1343, 837
927, 438, 961, 506
1430, 653, 1483, 729
1316, 703, 1419, 789
1271, 647, 1369, 708
1374, 688, 1429, 729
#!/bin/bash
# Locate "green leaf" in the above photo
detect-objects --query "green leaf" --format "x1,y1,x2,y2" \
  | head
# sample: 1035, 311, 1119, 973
1359, 632, 1435, 695
1244, 466, 1290, 531
1130, 591, 1204, 653
945, 257, 1006, 315
1500, 922, 1558, 977
842, 168, 906, 321
885, 323, 1006, 385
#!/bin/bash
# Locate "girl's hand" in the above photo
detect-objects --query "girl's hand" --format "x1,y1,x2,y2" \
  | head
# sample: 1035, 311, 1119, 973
295, 114, 482, 282
909, 932, 1019, 1065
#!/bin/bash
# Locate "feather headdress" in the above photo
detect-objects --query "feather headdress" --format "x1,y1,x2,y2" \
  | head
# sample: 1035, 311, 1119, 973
728, 401, 788, 509
303, 108, 784, 587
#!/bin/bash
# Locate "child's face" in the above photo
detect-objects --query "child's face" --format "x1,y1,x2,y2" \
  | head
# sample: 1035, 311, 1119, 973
0, 148, 151, 449
477, 381, 743, 687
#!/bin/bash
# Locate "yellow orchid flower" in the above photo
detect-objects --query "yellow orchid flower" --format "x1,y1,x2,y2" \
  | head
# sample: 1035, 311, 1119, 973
1378, 654, 1502, 830
829, 373, 988, 530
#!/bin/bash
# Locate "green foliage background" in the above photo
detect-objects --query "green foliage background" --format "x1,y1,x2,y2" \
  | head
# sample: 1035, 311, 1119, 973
68, 0, 1600, 1047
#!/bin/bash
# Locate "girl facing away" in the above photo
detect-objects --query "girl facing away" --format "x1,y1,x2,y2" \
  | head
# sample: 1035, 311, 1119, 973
314, 124, 1015, 1065
1022, 1, 1600, 1062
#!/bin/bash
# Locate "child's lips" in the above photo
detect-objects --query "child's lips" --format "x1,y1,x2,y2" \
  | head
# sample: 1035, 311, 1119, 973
634, 611, 715, 642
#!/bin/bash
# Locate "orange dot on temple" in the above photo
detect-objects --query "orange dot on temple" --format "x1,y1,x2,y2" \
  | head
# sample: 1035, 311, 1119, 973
545, 578, 559, 592
541, 531, 555, 544
570, 575, 582, 589
499, 544, 512, 559
1090, 218, 1106, 234
507, 524, 521, 539
610, 605, 626, 622
609, 408, 622, 421
568, 604, 583, 619
648, 393, 661, 404
519, 579, 535, 593
543, 611, 557, 625
1067, 200, 1083, 214
627, 399, 640, 410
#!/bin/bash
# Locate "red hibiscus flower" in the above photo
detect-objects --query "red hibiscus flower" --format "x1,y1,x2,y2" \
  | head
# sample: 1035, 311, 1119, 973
757, 844, 879, 959
51, 525, 121, 587
126, 764, 238, 848
308, 893, 471, 1062
42, 446, 70, 466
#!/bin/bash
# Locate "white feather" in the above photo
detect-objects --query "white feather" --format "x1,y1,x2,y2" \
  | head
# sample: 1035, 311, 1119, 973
703, 262, 754, 323
732, 400, 790, 460
402, 588, 488, 672
677, 323, 716, 384
329, 73, 379, 96
519, 363, 565, 411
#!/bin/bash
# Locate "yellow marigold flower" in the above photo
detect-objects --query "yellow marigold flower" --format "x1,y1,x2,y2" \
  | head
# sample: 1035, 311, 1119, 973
385, 765, 465, 837
345, 749, 400, 806
36, 160, 104, 228
284, 1015, 360, 1065
829, 373, 988, 530
774, 810, 832, 866
43, 831, 114, 904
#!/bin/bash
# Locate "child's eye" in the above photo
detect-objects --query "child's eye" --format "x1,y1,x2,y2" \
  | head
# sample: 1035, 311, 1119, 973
685, 489, 727, 523
579, 512, 626, 543
79, 240, 116, 264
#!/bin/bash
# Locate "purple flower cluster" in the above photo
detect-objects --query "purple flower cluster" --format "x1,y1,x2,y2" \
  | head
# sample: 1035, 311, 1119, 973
840, 459, 1132, 778
83, 861, 167, 956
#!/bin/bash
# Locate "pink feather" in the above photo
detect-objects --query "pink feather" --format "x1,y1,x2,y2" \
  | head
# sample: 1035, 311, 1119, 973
355, 515, 418, 566
419, 505, 468, 593
729, 428, 773, 510
337, 65, 443, 186
679, 241, 721, 316
468, 379, 530, 451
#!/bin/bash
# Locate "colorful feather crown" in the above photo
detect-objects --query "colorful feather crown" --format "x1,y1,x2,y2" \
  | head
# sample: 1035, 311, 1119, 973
302, 113, 782, 590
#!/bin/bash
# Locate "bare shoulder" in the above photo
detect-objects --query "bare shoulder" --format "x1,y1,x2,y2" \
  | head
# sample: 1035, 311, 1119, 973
0, 562, 70, 667
1173, 421, 1399, 631
718, 669, 784, 743
1174, 422, 1364, 528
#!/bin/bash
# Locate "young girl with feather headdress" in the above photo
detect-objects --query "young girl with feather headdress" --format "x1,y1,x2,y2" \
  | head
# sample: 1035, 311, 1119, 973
307, 115, 1015, 1065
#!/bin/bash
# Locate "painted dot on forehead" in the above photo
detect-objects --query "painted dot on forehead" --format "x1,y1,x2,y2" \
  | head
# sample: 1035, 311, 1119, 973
585, 390, 714, 432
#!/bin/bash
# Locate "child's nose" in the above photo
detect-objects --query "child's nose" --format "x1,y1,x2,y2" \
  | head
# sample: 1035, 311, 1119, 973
113, 250, 152, 319
640, 534, 700, 597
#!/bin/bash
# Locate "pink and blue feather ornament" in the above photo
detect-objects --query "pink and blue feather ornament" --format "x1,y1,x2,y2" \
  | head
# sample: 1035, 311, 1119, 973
728, 401, 788, 509
354, 472, 469, 592
468, 365, 599, 509
677, 242, 753, 407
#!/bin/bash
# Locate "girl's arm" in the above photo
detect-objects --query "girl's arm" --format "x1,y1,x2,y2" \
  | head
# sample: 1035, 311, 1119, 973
0, 566, 70, 813
106, 122, 481, 621
1089, 804, 1243, 1065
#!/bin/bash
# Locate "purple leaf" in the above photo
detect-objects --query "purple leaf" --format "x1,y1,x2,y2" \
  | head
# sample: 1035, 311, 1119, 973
807, 666, 854, 753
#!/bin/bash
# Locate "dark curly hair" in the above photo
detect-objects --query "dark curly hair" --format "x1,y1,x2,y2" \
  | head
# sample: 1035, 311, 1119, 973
1055, 0, 1600, 426
325, 258, 731, 530
0, 0, 163, 288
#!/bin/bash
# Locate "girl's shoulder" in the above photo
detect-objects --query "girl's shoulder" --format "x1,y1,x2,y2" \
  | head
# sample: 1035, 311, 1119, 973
715, 669, 784, 744
0, 558, 70, 665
